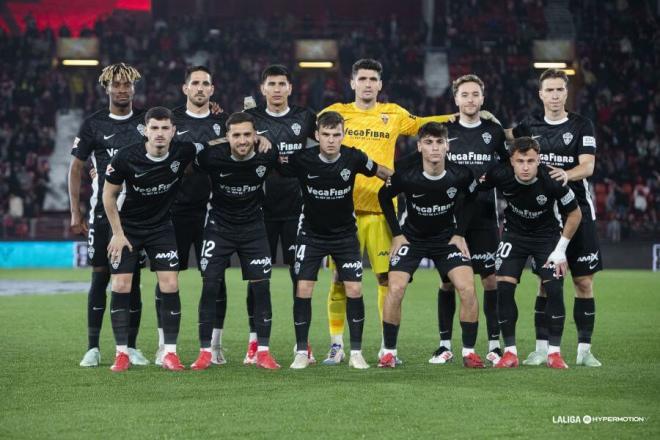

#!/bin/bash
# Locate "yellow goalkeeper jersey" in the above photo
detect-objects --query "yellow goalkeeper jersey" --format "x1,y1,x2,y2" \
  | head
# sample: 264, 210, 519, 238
320, 102, 453, 213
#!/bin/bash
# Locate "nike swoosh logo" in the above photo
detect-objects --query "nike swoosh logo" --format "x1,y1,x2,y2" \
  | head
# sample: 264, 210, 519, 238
531, 135, 542, 140
92, 307, 104, 311
439, 330, 449, 334
169, 262, 178, 267
294, 321, 307, 326
551, 315, 565, 319
170, 311, 182, 316
257, 130, 268, 135
129, 309, 141, 313
176, 130, 189, 136
220, 173, 232, 177
134, 172, 150, 178
264, 318, 272, 322
351, 318, 365, 323
498, 320, 508, 324
355, 272, 362, 277
584, 312, 596, 316
263, 268, 271, 273
502, 192, 514, 196
447, 137, 458, 142
483, 263, 495, 268
412, 194, 425, 198
307, 174, 319, 179
103, 134, 115, 140
110, 309, 125, 314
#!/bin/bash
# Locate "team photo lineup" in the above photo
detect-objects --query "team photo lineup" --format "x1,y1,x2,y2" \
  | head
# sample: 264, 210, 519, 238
69, 57, 604, 373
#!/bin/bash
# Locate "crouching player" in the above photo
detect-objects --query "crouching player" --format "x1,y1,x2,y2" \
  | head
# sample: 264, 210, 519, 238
479, 136, 582, 369
377, 122, 484, 368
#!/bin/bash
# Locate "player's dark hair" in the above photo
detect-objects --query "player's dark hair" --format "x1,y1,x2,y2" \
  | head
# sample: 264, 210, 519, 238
510, 136, 541, 155
351, 58, 383, 79
98, 62, 141, 88
144, 106, 172, 124
226, 112, 255, 130
317, 111, 344, 130
452, 74, 485, 96
185, 65, 213, 83
417, 122, 448, 140
539, 68, 569, 88
261, 64, 291, 83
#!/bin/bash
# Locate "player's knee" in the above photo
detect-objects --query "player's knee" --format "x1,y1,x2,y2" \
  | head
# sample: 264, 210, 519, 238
111, 276, 132, 293
297, 281, 314, 298
481, 274, 497, 291
344, 282, 362, 298
387, 282, 406, 302
158, 277, 178, 293
573, 276, 593, 298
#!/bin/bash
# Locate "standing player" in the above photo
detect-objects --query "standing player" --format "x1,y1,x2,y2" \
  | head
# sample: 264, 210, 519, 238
191, 112, 281, 370
508, 69, 602, 367
284, 111, 391, 370
153, 66, 229, 366
69, 63, 149, 367
431, 74, 508, 366
243, 64, 317, 364
478, 136, 582, 369
103, 106, 202, 372
319, 59, 455, 364
377, 122, 484, 369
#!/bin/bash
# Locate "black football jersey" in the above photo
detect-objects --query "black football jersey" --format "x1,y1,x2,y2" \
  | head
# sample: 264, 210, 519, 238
380, 161, 477, 240
196, 143, 279, 229
170, 106, 228, 216
446, 118, 508, 229
283, 145, 378, 238
104, 142, 199, 229
480, 163, 579, 237
70, 108, 146, 223
512, 112, 597, 222
245, 105, 317, 221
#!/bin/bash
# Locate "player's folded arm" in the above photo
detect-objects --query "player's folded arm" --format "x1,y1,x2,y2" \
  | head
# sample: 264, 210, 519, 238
378, 177, 402, 237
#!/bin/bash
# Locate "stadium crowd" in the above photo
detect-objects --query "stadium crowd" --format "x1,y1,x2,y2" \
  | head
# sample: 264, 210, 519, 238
0, 1, 657, 240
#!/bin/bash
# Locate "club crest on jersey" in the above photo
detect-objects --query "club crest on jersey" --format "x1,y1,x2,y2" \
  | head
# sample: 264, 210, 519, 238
482, 132, 492, 144
256, 165, 267, 178
111, 260, 120, 269
380, 114, 389, 125
536, 195, 547, 206
137, 124, 146, 136
170, 160, 180, 173
447, 187, 457, 199
563, 132, 573, 145
291, 122, 301, 136
199, 257, 208, 271
390, 255, 400, 266
294, 261, 301, 275
340, 168, 351, 182
213, 123, 221, 136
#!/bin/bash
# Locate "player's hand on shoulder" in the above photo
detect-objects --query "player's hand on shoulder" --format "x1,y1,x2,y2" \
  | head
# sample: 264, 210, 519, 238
256, 135, 272, 153
548, 165, 568, 186
243, 96, 256, 110
479, 110, 502, 126
107, 233, 133, 265
389, 234, 410, 259
89, 166, 97, 180
209, 101, 224, 115
449, 234, 470, 259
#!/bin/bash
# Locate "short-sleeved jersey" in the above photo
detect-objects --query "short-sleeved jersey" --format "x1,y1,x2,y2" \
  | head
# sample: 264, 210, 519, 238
512, 112, 597, 222
104, 142, 199, 230
381, 161, 477, 241
70, 109, 146, 223
320, 102, 452, 213
480, 163, 579, 237
284, 145, 378, 238
196, 143, 279, 229
245, 105, 316, 221
446, 119, 508, 230
170, 106, 228, 216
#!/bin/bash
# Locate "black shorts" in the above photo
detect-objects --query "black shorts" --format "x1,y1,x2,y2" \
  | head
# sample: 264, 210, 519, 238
294, 233, 362, 282
87, 217, 111, 267
265, 218, 298, 265
566, 220, 603, 276
173, 214, 205, 271
111, 222, 179, 274
496, 232, 559, 282
199, 221, 271, 281
390, 238, 472, 279
440, 228, 498, 283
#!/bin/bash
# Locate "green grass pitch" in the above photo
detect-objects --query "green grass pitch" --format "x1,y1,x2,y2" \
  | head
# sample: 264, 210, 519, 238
1, 268, 658, 439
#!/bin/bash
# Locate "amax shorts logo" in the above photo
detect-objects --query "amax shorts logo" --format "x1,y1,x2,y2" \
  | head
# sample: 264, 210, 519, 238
472, 252, 496, 268
170, 160, 180, 173
256, 165, 267, 178
482, 132, 492, 144
563, 132, 573, 145
155, 250, 179, 268
447, 187, 457, 199
199, 257, 209, 271
536, 194, 547, 206
291, 122, 301, 136
447, 251, 470, 262
340, 168, 351, 182
213, 123, 221, 136
250, 256, 272, 273
341, 261, 363, 270
577, 251, 600, 270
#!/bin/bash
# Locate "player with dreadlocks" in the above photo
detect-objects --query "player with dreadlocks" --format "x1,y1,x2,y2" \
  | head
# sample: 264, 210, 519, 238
69, 62, 151, 367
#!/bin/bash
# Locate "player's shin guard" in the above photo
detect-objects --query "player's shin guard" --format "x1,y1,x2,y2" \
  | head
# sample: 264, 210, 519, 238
460, 321, 478, 349
294, 297, 312, 351
438, 288, 456, 341
110, 291, 130, 346
327, 282, 347, 337
251, 280, 272, 347
199, 279, 219, 348
161, 291, 181, 345
496, 281, 518, 347
87, 270, 110, 349
246, 283, 256, 333
346, 297, 365, 351
382, 321, 399, 349
574, 297, 595, 344
543, 279, 565, 348
128, 266, 142, 349
214, 279, 227, 331
154, 284, 163, 328
483, 289, 499, 341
